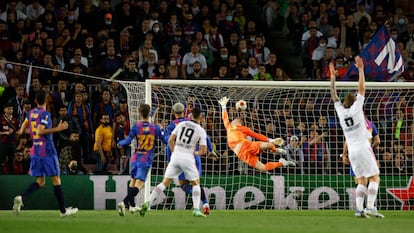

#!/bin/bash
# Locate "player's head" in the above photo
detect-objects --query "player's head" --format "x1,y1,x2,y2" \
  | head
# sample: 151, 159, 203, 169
343, 92, 356, 108
139, 103, 151, 119
172, 102, 184, 116
35, 90, 47, 106
190, 107, 202, 121
231, 118, 244, 126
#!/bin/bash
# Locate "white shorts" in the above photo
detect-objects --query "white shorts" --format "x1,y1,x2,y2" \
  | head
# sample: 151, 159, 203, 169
348, 141, 379, 178
164, 152, 199, 181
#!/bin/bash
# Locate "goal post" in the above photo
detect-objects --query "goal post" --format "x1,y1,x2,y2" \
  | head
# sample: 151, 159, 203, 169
119, 79, 414, 210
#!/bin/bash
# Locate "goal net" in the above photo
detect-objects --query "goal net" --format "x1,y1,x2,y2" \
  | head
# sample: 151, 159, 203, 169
119, 80, 414, 211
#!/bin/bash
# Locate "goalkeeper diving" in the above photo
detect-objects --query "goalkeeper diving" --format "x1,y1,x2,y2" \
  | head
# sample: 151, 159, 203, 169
219, 97, 295, 171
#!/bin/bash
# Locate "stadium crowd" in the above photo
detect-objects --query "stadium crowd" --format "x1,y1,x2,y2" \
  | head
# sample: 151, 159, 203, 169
0, 0, 414, 176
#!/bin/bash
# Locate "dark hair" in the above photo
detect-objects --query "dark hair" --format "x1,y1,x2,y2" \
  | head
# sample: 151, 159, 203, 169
191, 107, 202, 119
139, 103, 151, 118
35, 90, 47, 105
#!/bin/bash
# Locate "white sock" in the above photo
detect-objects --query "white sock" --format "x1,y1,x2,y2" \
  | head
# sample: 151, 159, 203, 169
192, 184, 201, 210
367, 182, 379, 209
355, 184, 367, 211
149, 183, 166, 205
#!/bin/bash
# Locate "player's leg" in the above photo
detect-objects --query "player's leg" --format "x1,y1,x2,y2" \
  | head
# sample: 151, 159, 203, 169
365, 175, 384, 218
119, 178, 135, 216
13, 157, 47, 215
141, 158, 178, 217
47, 156, 78, 217
354, 177, 369, 218
189, 179, 205, 217
140, 177, 172, 217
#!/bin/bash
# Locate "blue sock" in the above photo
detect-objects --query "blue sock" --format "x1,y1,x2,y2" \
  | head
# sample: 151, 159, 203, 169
124, 187, 139, 207
201, 187, 208, 205
53, 185, 66, 213
129, 187, 139, 207
22, 182, 40, 201
181, 184, 192, 194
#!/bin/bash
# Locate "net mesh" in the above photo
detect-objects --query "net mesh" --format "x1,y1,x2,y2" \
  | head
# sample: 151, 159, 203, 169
119, 80, 414, 210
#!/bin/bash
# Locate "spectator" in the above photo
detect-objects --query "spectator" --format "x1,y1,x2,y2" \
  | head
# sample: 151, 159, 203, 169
273, 67, 291, 81
218, 9, 240, 44
235, 65, 252, 80
315, 46, 335, 80
68, 92, 93, 163
249, 35, 270, 64
53, 46, 68, 71
25, 0, 45, 22
119, 59, 143, 81
253, 64, 272, 81
236, 38, 249, 65
7, 84, 26, 120
233, 3, 246, 34
182, 42, 207, 79
353, 2, 371, 29
82, 36, 100, 70
227, 54, 240, 78
199, 39, 214, 73
204, 23, 223, 54
152, 64, 168, 79
341, 14, 359, 55
92, 113, 113, 174
0, 102, 18, 174
164, 11, 182, 48
285, 135, 305, 175
113, 111, 130, 174
303, 129, 329, 174
12, 149, 25, 175
139, 51, 159, 79
247, 56, 258, 77
302, 27, 320, 80
181, 11, 199, 46
214, 46, 229, 71
213, 65, 231, 80
93, 88, 117, 129
101, 46, 122, 77
53, 105, 81, 153
186, 61, 205, 80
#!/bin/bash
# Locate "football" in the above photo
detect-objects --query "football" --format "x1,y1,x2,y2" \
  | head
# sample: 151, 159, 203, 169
235, 100, 247, 111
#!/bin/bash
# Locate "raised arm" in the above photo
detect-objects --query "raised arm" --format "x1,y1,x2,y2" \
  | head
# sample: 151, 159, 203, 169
355, 56, 365, 96
219, 97, 230, 129
329, 62, 339, 102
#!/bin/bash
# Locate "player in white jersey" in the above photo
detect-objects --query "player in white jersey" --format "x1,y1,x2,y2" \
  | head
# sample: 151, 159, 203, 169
330, 57, 383, 218
139, 107, 207, 217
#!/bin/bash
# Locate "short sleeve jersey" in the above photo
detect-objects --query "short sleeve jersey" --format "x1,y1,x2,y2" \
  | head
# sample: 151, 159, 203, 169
171, 120, 207, 155
27, 108, 57, 157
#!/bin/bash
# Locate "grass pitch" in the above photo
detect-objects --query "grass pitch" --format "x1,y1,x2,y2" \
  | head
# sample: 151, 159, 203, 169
0, 210, 413, 233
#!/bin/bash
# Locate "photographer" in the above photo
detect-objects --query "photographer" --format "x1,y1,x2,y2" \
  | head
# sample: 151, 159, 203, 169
66, 160, 83, 175
60, 131, 86, 175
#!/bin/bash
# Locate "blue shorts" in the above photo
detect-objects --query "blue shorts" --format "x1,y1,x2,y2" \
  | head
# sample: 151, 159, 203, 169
30, 156, 60, 177
130, 162, 150, 181
178, 155, 202, 181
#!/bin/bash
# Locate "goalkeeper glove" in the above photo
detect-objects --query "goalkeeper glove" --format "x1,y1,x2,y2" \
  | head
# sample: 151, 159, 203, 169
218, 96, 229, 110
271, 138, 285, 147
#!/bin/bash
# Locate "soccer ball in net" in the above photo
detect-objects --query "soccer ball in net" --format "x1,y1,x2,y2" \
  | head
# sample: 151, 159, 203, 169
235, 100, 247, 111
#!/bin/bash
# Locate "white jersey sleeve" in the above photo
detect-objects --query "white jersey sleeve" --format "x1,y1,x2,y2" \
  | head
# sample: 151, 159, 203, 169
171, 120, 207, 154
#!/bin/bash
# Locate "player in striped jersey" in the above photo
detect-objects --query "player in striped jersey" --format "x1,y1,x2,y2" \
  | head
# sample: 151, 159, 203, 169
13, 90, 78, 217
117, 104, 165, 216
